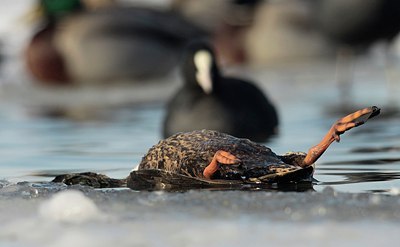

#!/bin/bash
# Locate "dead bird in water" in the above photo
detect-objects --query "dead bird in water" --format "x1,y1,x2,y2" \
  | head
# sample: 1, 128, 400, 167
53, 106, 380, 190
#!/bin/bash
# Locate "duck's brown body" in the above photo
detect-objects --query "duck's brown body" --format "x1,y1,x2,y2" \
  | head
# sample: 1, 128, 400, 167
138, 130, 307, 181
53, 106, 380, 190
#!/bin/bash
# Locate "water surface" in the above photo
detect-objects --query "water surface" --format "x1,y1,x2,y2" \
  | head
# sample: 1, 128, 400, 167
1, 50, 400, 247
1, 62, 400, 193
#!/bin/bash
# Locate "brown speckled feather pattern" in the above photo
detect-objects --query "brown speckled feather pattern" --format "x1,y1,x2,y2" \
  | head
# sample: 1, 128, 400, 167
139, 130, 301, 179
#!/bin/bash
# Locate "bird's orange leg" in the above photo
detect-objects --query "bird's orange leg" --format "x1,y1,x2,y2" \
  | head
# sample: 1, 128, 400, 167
203, 150, 240, 179
302, 106, 380, 167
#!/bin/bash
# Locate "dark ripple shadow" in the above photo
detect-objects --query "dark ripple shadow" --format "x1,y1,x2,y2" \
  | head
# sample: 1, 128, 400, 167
28, 168, 127, 177
150, 183, 315, 193
319, 171, 400, 185
318, 167, 388, 171
29, 170, 315, 192
351, 146, 400, 153
321, 157, 400, 165
317, 145, 400, 187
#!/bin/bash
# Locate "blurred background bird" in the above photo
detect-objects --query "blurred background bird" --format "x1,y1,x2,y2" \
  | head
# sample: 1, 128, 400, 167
163, 40, 279, 142
25, 0, 208, 86
0, 39, 3, 67
315, 0, 400, 108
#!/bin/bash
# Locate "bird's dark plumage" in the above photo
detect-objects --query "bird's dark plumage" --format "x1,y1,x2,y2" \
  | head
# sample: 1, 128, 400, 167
139, 130, 305, 180
163, 40, 278, 142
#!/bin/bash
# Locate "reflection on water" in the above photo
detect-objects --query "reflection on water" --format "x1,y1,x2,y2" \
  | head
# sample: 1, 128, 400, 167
319, 171, 400, 185
322, 157, 400, 165
351, 146, 400, 153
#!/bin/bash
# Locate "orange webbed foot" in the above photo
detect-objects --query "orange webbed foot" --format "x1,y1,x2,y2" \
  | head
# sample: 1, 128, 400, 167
203, 150, 240, 179
302, 106, 380, 167
332, 106, 380, 142
214, 150, 240, 164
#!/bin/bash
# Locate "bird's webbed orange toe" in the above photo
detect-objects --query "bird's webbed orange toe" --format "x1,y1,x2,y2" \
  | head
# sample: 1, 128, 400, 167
332, 121, 357, 142
214, 150, 240, 164
332, 106, 379, 141
203, 150, 240, 179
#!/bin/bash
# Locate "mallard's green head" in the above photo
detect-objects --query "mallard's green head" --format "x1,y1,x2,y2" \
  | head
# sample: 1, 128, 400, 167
40, 0, 83, 21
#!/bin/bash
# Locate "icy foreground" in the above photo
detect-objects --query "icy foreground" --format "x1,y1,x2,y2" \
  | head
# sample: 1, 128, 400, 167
1, 181, 400, 247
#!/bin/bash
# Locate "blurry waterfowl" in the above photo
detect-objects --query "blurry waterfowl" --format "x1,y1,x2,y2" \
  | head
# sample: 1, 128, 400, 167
53, 106, 380, 190
244, 0, 336, 65
0, 40, 3, 67
316, 0, 400, 49
25, 0, 83, 84
26, 0, 207, 85
315, 0, 400, 106
172, 0, 263, 65
163, 40, 278, 142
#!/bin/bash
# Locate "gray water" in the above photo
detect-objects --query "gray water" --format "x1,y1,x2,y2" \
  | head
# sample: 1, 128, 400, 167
4, 61, 399, 192
1, 59, 400, 246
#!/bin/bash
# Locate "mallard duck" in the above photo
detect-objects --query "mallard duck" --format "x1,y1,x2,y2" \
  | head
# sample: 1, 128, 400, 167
25, 0, 207, 85
163, 40, 278, 142
53, 106, 380, 190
